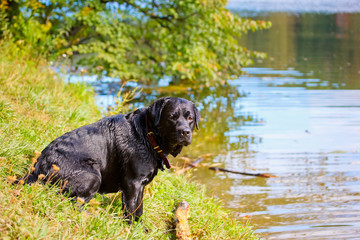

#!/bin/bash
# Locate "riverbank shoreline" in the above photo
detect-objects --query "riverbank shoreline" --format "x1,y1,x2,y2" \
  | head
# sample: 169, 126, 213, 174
0, 42, 257, 239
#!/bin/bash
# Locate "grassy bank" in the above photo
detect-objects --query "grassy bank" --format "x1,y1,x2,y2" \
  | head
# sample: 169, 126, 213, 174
0, 42, 257, 239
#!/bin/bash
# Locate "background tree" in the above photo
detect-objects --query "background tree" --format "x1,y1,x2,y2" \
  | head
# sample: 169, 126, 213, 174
0, 0, 271, 86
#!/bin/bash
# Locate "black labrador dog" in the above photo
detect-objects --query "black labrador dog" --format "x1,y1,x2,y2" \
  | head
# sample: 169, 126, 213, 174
20, 97, 199, 223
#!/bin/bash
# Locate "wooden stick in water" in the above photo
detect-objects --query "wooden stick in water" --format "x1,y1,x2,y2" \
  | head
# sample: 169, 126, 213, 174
209, 167, 277, 178
176, 158, 204, 175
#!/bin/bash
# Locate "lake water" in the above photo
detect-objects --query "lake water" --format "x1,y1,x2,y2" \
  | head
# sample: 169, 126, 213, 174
67, 2, 360, 239
225, 3, 360, 238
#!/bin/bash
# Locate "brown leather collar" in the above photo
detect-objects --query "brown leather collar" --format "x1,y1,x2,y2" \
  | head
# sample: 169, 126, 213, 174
146, 114, 171, 169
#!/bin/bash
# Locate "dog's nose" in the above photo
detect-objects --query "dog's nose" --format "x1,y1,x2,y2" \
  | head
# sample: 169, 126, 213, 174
179, 128, 191, 137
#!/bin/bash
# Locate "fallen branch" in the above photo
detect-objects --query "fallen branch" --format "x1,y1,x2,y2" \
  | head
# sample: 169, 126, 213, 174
175, 158, 204, 175
175, 201, 191, 240
209, 167, 277, 178
187, 158, 204, 168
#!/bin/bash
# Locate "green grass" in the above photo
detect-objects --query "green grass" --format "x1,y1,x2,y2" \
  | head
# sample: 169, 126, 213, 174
0, 41, 257, 239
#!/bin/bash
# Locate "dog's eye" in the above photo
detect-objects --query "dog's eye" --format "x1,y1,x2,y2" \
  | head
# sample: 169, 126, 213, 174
169, 115, 176, 120
188, 116, 193, 121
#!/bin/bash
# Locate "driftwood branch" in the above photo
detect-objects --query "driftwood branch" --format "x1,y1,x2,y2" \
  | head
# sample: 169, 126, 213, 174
175, 201, 191, 240
175, 158, 204, 175
209, 167, 277, 178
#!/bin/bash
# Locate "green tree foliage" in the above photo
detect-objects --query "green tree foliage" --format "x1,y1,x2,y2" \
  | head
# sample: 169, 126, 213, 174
0, 0, 271, 86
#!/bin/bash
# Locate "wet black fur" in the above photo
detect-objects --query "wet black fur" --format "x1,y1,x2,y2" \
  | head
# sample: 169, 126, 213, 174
21, 97, 200, 223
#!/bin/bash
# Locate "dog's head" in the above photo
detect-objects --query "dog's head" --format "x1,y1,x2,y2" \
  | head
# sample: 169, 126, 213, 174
148, 97, 200, 157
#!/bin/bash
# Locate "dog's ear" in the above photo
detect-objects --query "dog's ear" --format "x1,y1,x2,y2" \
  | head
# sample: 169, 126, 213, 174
193, 103, 200, 130
170, 145, 183, 157
148, 97, 170, 126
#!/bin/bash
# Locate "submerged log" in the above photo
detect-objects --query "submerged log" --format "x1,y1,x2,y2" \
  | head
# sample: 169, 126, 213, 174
209, 167, 277, 178
175, 201, 191, 240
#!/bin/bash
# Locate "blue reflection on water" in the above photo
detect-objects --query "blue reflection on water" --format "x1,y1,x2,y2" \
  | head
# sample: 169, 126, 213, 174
228, 0, 360, 13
